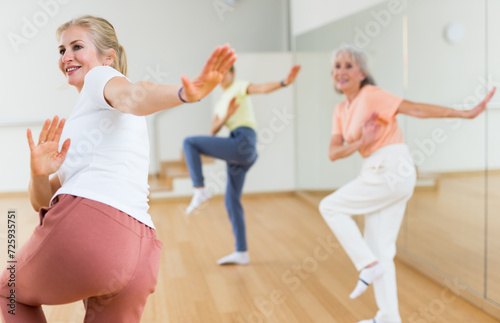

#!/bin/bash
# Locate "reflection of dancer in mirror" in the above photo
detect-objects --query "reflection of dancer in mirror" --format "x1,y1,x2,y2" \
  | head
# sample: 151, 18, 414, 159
183, 64, 301, 265
319, 45, 495, 323
0, 15, 236, 323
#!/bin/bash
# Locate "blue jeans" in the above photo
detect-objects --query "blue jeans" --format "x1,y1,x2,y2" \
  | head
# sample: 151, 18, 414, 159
183, 127, 258, 252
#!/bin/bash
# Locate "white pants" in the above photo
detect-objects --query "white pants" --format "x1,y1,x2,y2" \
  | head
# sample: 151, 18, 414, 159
319, 144, 416, 323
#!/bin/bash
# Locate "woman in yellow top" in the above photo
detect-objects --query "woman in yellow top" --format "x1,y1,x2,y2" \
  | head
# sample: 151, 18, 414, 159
319, 45, 495, 323
183, 64, 300, 265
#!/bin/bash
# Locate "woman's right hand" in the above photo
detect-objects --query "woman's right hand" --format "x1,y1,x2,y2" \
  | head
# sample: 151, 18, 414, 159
27, 116, 71, 177
181, 44, 237, 103
225, 97, 240, 119
360, 112, 380, 148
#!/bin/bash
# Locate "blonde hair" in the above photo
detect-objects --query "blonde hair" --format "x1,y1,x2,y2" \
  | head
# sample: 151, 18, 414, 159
57, 15, 127, 76
331, 45, 375, 93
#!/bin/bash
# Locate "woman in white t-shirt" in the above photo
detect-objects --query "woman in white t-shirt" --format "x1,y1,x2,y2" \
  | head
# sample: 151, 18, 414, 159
0, 15, 235, 322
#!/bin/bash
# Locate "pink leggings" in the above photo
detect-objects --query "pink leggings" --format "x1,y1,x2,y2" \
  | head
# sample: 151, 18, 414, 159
0, 194, 162, 323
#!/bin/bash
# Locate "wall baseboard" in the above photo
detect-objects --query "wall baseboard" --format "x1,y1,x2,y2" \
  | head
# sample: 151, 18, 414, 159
0, 191, 29, 199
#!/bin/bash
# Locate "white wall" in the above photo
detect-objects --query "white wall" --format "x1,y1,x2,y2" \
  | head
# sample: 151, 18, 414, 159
290, 0, 386, 36
0, 0, 288, 192
403, 0, 488, 173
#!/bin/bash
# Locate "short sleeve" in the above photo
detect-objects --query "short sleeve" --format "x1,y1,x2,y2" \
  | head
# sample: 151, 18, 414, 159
83, 66, 128, 110
363, 86, 403, 122
331, 104, 343, 136
235, 81, 250, 97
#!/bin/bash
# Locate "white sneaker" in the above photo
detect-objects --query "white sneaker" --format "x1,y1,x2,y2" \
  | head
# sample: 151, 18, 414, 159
350, 263, 385, 299
217, 251, 249, 265
185, 188, 212, 214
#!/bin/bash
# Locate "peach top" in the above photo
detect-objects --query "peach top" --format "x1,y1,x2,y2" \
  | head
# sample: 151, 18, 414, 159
332, 85, 404, 158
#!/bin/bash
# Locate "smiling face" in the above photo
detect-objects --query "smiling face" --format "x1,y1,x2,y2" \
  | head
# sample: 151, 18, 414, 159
331, 53, 366, 95
58, 26, 110, 92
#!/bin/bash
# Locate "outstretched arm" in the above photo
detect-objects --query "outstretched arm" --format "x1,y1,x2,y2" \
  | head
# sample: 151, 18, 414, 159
105, 45, 237, 116
397, 87, 496, 119
246, 65, 301, 95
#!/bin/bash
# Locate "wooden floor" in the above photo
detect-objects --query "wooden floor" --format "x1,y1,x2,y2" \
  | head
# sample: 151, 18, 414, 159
0, 193, 498, 322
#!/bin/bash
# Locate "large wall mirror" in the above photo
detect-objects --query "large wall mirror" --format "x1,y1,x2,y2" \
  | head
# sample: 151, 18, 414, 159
293, 0, 499, 316
487, 0, 500, 307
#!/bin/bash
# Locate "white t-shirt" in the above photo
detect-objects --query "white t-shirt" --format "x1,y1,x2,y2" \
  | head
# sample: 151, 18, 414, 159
53, 66, 154, 228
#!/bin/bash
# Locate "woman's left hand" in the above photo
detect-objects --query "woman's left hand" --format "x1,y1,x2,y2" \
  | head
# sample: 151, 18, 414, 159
463, 87, 496, 119
27, 116, 71, 177
282, 65, 302, 86
181, 44, 237, 103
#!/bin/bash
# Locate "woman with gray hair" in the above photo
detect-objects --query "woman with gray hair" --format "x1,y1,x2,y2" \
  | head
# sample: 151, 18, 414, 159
318, 45, 495, 323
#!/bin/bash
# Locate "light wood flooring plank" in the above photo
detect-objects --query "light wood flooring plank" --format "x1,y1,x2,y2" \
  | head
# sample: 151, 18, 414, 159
0, 193, 498, 322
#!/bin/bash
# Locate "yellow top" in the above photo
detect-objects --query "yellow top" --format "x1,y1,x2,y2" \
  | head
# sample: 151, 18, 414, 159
213, 80, 257, 132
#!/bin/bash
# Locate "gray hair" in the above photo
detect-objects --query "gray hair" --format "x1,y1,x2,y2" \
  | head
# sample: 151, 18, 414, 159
331, 45, 375, 93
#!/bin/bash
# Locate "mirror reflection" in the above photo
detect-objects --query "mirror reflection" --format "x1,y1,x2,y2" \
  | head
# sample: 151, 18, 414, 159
294, 0, 495, 308
487, 0, 500, 305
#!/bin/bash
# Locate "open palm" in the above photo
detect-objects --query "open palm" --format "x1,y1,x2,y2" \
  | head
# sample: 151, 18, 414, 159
27, 116, 71, 177
182, 44, 237, 102
283, 65, 301, 86
464, 87, 496, 119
